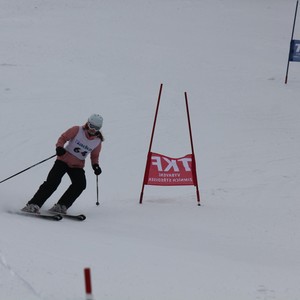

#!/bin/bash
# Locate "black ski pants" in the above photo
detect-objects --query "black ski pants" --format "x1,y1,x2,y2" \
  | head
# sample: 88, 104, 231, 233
28, 160, 86, 209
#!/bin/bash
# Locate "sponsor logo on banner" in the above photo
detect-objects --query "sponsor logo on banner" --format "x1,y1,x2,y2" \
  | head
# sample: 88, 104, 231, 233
289, 39, 300, 62
145, 152, 196, 186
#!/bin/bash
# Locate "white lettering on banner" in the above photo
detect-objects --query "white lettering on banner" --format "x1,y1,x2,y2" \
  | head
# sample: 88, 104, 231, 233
147, 177, 193, 184
172, 178, 193, 183
159, 173, 180, 177
148, 177, 172, 183
178, 158, 192, 171
151, 156, 192, 172
151, 156, 163, 171
163, 157, 179, 172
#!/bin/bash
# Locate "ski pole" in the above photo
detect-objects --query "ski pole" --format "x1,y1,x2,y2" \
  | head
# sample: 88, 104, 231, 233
0, 154, 56, 184
96, 175, 99, 206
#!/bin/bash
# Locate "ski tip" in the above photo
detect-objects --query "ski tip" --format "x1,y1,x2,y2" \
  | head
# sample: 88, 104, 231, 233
57, 213, 86, 221
78, 214, 86, 221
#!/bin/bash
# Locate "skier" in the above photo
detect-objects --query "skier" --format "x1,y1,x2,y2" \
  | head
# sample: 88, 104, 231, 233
22, 114, 104, 214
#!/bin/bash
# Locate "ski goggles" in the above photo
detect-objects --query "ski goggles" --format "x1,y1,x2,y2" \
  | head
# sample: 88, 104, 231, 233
87, 122, 100, 131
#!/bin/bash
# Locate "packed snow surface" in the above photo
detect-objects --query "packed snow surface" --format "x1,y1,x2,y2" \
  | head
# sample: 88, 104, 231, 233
1, 0, 300, 299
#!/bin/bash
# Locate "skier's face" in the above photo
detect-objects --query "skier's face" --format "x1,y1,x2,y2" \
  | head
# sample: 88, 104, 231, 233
87, 122, 100, 135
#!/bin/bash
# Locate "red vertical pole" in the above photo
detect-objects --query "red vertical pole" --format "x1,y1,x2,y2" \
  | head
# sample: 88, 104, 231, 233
139, 83, 163, 204
84, 268, 93, 300
184, 92, 201, 206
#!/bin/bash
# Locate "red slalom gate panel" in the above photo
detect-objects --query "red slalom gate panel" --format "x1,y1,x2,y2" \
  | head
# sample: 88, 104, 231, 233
144, 152, 196, 186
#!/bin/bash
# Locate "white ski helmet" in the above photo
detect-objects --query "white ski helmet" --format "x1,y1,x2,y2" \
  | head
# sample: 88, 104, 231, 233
88, 114, 103, 130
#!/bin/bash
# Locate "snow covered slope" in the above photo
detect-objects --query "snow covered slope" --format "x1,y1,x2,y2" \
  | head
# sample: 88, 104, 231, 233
1, 0, 300, 299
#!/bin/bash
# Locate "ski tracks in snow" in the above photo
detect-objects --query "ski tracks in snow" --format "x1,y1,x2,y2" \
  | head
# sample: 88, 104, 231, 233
0, 250, 42, 299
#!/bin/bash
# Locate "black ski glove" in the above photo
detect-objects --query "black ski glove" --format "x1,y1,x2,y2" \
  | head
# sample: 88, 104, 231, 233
56, 147, 66, 156
92, 164, 102, 175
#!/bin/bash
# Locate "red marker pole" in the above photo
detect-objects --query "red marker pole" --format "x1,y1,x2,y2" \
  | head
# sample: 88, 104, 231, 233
84, 268, 93, 300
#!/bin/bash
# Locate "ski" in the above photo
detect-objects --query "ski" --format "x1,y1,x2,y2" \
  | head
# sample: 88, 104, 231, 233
48, 211, 86, 221
61, 213, 86, 221
9, 210, 63, 221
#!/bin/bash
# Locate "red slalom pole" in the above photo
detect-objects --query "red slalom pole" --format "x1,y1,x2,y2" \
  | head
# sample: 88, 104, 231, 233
139, 83, 163, 204
185, 92, 201, 206
84, 268, 93, 300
